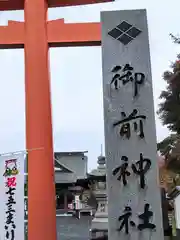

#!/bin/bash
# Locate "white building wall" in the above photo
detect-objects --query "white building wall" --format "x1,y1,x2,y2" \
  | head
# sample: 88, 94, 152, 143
174, 194, 180, 229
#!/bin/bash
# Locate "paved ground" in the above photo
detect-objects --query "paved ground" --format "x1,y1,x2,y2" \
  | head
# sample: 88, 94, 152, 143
56, 216, 92, 240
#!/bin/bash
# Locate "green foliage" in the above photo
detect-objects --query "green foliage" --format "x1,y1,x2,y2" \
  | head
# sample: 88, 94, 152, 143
170, 33, 180, 44
157, 36, 180, 176
157, 55, 180, 133
157, 134, 179, 157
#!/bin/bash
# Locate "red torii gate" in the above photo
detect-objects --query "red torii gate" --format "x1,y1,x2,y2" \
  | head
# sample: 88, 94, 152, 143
0, 0, 112, 239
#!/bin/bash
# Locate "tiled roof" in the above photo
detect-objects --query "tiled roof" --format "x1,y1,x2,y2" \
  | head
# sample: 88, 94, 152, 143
55, 151, 88, 158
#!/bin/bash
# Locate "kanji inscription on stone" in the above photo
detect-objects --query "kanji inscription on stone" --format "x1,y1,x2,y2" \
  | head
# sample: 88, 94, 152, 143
101, 9, 164, 240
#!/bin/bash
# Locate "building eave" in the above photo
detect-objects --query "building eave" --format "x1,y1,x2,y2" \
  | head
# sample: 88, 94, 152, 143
87, 174, 106, 181
54, 151, 88, 158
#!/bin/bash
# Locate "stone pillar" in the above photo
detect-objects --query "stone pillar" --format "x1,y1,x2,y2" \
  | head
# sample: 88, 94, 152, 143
101, 9, 164, 240
90, 156, 108, 238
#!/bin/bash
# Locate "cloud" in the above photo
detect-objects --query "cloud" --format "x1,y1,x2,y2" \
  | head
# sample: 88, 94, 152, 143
0, 1, 179, 169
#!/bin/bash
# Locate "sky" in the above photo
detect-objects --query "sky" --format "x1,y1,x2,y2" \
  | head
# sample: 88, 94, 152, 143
0, 0, 179, 171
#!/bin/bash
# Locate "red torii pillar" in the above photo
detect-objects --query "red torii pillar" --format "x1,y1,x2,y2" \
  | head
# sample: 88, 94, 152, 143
0, 0, 112, 239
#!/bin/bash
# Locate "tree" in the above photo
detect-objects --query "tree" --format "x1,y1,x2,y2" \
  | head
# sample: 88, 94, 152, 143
157, 134, 179, 158
158, 135, 180, 173
170, 33, 180, 44
157, 56, 180, 133
157, 37, 180, 174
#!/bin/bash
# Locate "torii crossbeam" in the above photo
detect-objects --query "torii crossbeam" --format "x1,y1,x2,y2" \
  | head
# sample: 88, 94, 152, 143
0, 0, 113, 239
